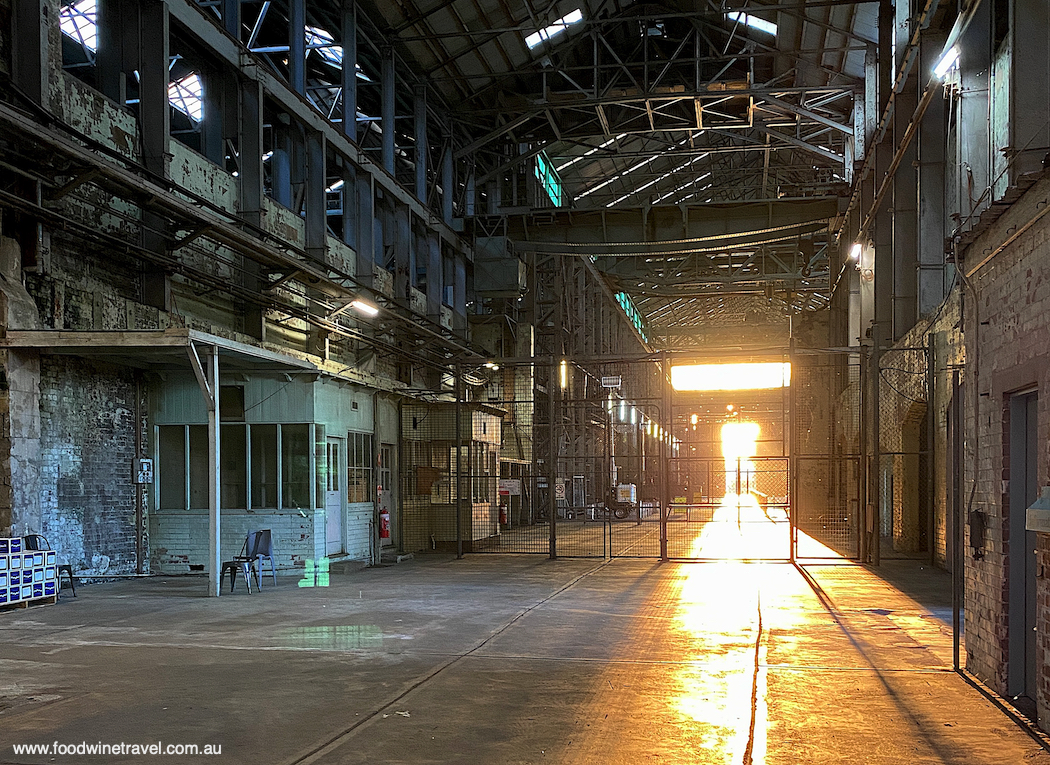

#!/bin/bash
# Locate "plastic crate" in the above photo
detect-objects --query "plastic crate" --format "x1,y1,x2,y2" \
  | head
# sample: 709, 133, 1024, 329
0, 539, 8, 554
0, 555, 7, 572
45, 566, 56, 581
0, 573, 6, 588
19, 584, 32, 600
9, 571, 19, 586
32, 568, 44, 583
45, 551, 56, 566
32, 584, 43, 599
9, 538, 21, 554
10, 554, 21, 570
0, 588, 7, 604
44, 582, 56, 596
30, 552, 44, 567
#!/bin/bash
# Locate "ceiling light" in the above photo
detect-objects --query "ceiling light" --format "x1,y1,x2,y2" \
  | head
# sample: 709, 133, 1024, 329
350, 299, 379, 317
850, 243, 862, 260
933, 46, 960, 79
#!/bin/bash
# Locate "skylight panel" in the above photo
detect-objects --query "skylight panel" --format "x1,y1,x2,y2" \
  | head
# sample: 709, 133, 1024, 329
60, 0, 98, 53
169, 73, 204, 122
306, 25, 343, 66
525, 9, 584, 50
726, 11, 777, 37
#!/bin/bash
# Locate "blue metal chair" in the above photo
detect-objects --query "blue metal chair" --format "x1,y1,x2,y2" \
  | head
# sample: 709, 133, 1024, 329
234, 530, 277, 589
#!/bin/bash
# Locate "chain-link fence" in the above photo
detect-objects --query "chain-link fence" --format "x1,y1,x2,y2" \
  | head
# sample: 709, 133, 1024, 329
792, 351, 864, 559
397, 351, 866, 562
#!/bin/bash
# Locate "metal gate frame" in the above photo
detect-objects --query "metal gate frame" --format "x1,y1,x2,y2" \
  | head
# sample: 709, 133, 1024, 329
429, 349, 869, 562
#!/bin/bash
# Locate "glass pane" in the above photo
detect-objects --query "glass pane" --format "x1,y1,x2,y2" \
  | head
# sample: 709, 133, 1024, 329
188, 425, 209, 509
221, 425, 247, 508
315, 424, 326, 509
250, 424, 278, 509
281, 424, 311, 510
158, 425, 185, 510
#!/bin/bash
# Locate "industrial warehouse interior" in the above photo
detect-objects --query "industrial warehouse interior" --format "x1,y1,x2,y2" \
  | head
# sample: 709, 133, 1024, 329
1, 0, 1050, 762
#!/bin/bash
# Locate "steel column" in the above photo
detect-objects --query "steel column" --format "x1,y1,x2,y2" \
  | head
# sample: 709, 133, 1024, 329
341, 1, 358, 143
414, 85, 428, 203
12, 0, 48, 106
305, 129, 327, 262
382, 47, 396, 175
288, 0, 306, 95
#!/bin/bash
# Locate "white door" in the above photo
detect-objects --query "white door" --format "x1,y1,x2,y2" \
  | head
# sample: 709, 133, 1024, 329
325, 439, 343, 555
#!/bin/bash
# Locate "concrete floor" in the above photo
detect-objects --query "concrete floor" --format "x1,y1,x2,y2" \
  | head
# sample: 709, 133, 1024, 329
0, 552, 1046, 764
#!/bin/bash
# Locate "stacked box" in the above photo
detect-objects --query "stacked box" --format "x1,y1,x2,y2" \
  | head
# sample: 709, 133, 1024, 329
0, 538, 57, 606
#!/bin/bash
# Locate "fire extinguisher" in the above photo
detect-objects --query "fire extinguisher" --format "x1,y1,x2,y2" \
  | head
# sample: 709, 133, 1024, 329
499, 504, 508, 526
379, 508, 390, 539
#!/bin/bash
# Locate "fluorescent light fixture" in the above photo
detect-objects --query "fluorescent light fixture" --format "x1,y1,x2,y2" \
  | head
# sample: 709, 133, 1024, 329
850, 243, 862, 260
560, 360, 568, 389
350, 299, 379, 317
619, 399, 627, 422
726, 11, 777, 37
933, 45, 960, 79
671, 362, 792, 391
525, 9, 583, 50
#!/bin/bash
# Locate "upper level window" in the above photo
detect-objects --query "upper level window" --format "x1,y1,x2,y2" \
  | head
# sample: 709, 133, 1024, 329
535, 153, 563, 207
725, 11, 777, 37
168, 73, 204, 122
525, 9, 584, 50
60, 0, 98, 54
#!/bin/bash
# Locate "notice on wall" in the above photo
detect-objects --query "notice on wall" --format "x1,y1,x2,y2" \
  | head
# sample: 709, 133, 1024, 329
134, 458, 154, 485
498, 478, 522, 497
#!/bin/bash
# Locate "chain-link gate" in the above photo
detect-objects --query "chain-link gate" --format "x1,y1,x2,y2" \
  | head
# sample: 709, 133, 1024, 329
399, 351, 867, 562
791, 350, 865, 560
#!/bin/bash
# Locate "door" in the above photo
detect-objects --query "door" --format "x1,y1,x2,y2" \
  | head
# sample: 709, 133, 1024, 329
1008, 391, 1038, 707
325, 438, 343, 555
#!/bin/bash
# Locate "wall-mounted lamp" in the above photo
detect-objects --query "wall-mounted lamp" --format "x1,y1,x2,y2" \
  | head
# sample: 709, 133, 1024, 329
850, 243, 862, 261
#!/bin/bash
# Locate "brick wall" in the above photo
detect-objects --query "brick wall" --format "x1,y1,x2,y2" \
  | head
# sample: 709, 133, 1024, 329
963, 176, 1050, 725
38, 356, 141, 574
